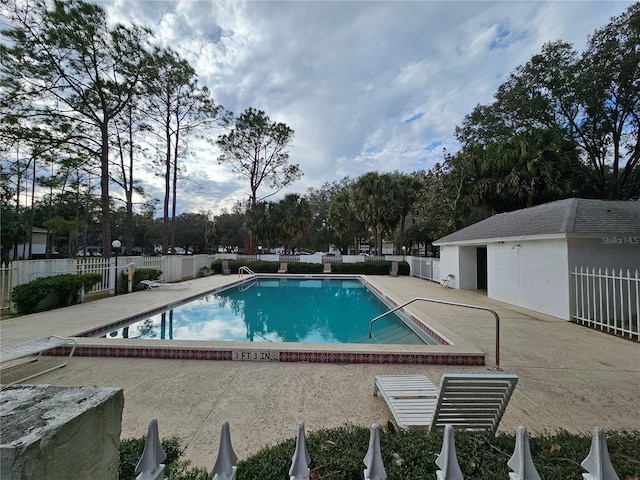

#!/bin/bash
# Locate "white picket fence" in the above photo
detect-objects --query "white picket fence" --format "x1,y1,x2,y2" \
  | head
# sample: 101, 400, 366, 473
0, 255, 213, 312
572, 266, 640, 340
134, 420, 622, 480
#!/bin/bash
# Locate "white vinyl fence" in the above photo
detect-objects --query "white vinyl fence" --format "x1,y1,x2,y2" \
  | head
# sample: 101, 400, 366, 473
2, 255, 213, 312
572, 266, 639, 340
411, 257, 441, 282
135, 420, 621, 480
1, 261, 16, 311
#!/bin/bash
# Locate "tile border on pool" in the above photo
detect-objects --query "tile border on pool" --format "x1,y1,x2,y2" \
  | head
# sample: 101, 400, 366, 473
50, 343, 485, 366
47, 274, 486, 366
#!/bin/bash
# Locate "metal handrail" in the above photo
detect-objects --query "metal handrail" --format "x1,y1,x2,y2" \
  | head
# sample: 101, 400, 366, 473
368, 297, 502, 371
238, 266, 256, 277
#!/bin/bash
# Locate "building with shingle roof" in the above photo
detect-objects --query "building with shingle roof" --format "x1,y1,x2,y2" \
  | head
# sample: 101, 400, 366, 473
433, 198, 640, 320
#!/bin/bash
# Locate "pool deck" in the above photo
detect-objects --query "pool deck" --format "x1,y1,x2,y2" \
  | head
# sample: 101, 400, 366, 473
1, 274, 639, 469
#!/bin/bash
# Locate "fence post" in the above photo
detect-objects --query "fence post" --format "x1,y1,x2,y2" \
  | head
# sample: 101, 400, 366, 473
435, 424, 463, 480
135, 418, 167, 480
289, 423, 311, 480
212, 421, 237, 480
363, 424, 386, 480
507, 426, 540, 480
580, 427, 620, 480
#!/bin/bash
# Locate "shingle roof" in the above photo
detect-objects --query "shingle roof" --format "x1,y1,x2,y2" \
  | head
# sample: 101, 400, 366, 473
434, 198, 640, 244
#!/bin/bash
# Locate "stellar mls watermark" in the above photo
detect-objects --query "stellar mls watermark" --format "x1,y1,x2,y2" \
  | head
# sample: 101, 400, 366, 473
601, 236, 639, 245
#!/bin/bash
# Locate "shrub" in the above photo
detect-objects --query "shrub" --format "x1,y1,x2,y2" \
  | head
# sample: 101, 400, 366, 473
210, 260, 409, 276
119, 427, 640, 480
119, 436, 209, 480
238, 426, 640, 479
197, 265, 214, 277
12, 273, 103, 314
120, 268, 163, 293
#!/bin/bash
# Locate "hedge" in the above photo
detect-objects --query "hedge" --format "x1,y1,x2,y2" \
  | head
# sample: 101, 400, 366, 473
210, 260, 409, 276
12, 273, 103, 314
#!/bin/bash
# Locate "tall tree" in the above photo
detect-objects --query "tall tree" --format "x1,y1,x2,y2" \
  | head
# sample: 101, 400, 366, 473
0, 0, 152, 252
207, 209, 247, 252
576, 4, 640, 198
144, 48, 225, 254
217, 108, 300, 206
455, 4, 640, 201
112, 104, 147, 254
300, 177, 352, 252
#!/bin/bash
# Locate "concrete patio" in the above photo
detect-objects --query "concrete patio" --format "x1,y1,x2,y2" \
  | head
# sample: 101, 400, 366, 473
1, 274, 638, 469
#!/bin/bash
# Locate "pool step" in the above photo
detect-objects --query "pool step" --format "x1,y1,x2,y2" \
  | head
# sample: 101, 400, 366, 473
350, 324, 425, 345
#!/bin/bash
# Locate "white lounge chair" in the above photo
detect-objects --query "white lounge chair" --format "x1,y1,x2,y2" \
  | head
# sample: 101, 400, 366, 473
140, 280, 190, 291
1, 335, 77, 385
374, 373, 518, 432
323, 263, 332, 273
278, 263, 288, 274
222, 260, 231, 275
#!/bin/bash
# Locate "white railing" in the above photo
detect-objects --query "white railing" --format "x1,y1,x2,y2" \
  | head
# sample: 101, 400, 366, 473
135, 420, 621, 480
1, 261, 16, 311
572, 266, 639, 340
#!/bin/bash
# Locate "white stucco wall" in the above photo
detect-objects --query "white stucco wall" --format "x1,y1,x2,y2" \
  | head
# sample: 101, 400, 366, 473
489, 239, 570, 319
437, 231, 639, 322
437, 246, 459, 288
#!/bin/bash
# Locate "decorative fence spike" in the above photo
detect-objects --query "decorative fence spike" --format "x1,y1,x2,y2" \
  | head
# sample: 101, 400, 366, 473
135, 418, 167, 480
363, 424, 386, 480
212, 421, 238, 480
435, 425, 463, 480
507, 426, 541, 480
289, 422, 311, 480
581, 427, 620, 480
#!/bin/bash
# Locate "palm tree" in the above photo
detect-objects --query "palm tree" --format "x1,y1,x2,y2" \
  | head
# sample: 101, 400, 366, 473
351, 172, 396, 255
328, 190, 367, 254
273, 194, 313, 253
391, 173, 423, 251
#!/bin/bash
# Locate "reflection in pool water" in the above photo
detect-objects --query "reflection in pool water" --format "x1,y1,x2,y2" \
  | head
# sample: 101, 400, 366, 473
101, 278, 436, 345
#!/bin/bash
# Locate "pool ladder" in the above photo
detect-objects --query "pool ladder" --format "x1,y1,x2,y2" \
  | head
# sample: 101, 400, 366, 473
238, 266, 256, 277
368, 297, 502, 371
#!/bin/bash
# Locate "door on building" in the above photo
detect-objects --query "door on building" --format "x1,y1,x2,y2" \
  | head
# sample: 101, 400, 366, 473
476, 246, 487, 290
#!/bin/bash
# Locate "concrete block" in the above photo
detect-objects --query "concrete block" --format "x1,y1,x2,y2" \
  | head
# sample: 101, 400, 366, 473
1, 384, 124, 480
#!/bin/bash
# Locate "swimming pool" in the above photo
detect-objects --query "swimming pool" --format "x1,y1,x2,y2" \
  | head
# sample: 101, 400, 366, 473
99, 278, 437, 345
73, 275, 485, 366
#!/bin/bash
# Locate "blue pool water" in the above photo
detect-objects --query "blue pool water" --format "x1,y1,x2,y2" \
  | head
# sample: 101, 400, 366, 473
101, 278, 437, 345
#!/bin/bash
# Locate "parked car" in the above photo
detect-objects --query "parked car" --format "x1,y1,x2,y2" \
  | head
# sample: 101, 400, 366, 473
76, 249, 101, 257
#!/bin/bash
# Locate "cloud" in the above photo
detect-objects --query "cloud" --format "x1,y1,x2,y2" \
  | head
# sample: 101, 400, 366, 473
94, 0, 633, 215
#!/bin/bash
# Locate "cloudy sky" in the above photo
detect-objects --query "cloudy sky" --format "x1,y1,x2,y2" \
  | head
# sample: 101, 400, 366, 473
96, 0, 633, 216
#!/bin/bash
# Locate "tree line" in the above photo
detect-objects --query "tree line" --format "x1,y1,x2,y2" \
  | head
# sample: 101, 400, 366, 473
1, 1, 638, 261
0, 0, 298, 260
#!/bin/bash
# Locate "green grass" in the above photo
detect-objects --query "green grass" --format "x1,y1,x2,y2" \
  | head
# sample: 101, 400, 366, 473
121, 425, 640, 479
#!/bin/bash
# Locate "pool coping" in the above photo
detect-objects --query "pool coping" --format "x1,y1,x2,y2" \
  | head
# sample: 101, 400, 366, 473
51, 274, 487, 366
